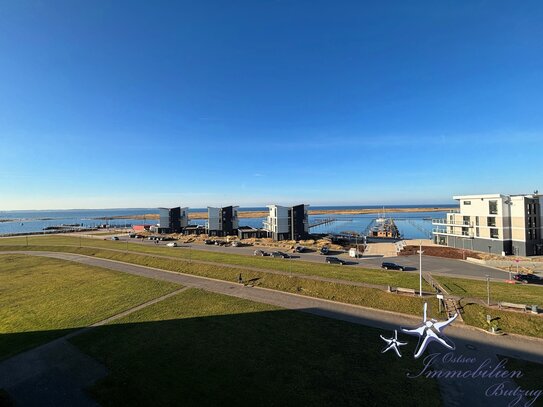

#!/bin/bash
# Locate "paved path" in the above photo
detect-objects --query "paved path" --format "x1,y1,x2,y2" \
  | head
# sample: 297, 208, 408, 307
3, 251, 542, 407
0, 283, 188, 407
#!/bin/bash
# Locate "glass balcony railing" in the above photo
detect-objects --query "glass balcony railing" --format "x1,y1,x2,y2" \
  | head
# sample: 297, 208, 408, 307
432, 219, 473, 226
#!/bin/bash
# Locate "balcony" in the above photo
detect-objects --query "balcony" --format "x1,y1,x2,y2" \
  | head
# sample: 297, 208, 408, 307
432, 227, 474, 238
432, 219, 473, 227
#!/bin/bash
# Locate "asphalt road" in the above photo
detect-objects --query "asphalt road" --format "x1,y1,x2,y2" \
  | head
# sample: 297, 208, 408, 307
120, 236, 515, 282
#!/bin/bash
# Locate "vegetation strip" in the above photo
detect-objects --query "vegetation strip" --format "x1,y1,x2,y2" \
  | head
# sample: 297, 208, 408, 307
2, 237, 542, 339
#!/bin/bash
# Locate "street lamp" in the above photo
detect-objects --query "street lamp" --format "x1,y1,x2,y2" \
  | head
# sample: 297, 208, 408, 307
417, 240, 424, 297
487, 276, 491, 305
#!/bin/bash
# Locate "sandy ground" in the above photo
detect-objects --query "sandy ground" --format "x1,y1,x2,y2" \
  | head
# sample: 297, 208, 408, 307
101, 207, 454, 221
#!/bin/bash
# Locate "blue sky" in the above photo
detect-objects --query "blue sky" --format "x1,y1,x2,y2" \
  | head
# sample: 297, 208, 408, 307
1, 1, 542, 210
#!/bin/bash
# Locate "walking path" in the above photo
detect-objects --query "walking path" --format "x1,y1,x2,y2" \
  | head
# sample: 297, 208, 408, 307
0, 286, 188, 407
2, 251, 542, 407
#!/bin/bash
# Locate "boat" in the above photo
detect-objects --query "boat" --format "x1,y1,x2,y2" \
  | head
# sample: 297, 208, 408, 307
366, 217, 402, 242
375, 207, 386, 224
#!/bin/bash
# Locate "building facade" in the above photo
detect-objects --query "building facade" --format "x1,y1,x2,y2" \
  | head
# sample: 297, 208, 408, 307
432, 194, 543, 256
158, 207, 189, 233
263, 204, 309, 241
206, 206, 239, 236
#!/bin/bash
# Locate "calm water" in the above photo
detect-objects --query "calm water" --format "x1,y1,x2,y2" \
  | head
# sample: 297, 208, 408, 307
0, 205, 454, 239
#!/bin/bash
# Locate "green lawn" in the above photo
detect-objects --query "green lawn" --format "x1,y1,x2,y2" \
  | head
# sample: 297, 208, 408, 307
0, 245, 442, 319
0, 254, 180, 360
71, 288, 441, 407
434, 276, 543, 306
0, 235, 430, 289
461, 302, 543, 338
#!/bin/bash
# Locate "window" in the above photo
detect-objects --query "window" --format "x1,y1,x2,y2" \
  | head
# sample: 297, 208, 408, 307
490, 228, 499, 239
489, 200, 498, 215
487, 217, 496, 227
463, 201, 471, 205
528, 229, 533, 240
475, 216, 479, 226
528, 218, 533, 228
527, 203, 532, 215
476, 227, 480, 237
461, 227, 469, 236
463, 216, 470, 225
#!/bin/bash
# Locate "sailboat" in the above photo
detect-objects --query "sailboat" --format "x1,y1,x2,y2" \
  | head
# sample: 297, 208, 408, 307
375, 206, 386, 224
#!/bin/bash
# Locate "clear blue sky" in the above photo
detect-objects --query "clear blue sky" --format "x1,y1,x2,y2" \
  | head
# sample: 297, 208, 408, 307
1, 1, 542, 210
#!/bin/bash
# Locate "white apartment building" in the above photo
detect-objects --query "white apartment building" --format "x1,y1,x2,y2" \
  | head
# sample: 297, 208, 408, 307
263, 204, 309, 241
432, 194, 543, 256
206, 206, 239, 237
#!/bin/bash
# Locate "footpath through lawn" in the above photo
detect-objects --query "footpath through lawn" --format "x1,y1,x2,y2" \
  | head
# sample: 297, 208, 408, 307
71, 288, 442, 407
0, 254, 180, 360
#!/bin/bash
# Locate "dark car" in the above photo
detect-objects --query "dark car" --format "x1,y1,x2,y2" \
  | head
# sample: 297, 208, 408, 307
381, 262, 405, 271
204, 239, 215, 245
294, 246, 306, 253
271, 251, 290, 258
319, 246, 329, 255
326, 256, 345, 265
253, 249, 268, 256
513, 274, 541, 284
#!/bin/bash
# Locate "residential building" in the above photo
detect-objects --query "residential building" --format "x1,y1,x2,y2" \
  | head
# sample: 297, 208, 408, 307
158, 207, 189, 233
206, 206, 239, 236
432, 194, 543, 256
263, 204, 309, 241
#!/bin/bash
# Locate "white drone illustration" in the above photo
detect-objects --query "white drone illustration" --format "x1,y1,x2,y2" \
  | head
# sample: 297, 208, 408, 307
401, 302, 457, 359
380, 330, 407, 357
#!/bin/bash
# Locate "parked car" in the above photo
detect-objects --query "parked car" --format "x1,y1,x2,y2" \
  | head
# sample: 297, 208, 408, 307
271, 251, 290, 258
381, 262, 405, 271
513, 273, 541, 284
326, 256, 345, 265
111, 236, 119, 241
231, 241, 241, 247
319, 246, 329, 255
166, 242, 178, 247
253, 249, 268, 256
129, 233, 136, 238
204, 239, 215, 245
295, 246, 306, 253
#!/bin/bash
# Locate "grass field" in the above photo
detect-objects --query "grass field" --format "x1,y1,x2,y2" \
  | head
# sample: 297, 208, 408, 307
435, 276, 543, 306
0, 246, 442, 319
71, 288, 441, 407
461, 302, 543, 338
0, 235, 430, 289
1, 237, 542, 338
0, 254, 180, 360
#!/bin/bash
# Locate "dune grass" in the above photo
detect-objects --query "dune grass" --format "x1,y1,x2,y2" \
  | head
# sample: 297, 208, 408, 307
71, 288, 441, 407
0, 254, 180, 360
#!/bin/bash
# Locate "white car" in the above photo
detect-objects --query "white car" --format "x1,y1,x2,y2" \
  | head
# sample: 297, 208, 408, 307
166, 242, 178, 247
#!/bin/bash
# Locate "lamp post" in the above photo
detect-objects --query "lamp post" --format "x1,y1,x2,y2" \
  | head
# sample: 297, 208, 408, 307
417, 240, 424, 297
487, 276, 491, 305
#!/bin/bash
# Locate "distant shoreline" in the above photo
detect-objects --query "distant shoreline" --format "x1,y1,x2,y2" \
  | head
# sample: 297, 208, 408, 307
97, 207, 454, 221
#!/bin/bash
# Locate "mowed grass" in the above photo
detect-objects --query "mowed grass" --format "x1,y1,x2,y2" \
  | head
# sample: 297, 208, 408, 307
461, 302, 543, 338
0, 235, 430, 289
434, 276, 543, 306
0, 254, 180, 360
71, 289, 441, 407
0, 246, 442, 319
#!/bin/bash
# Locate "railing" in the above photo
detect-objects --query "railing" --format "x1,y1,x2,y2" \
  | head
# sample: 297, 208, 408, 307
432, 228, 474, 238
432, 219, 473, 227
